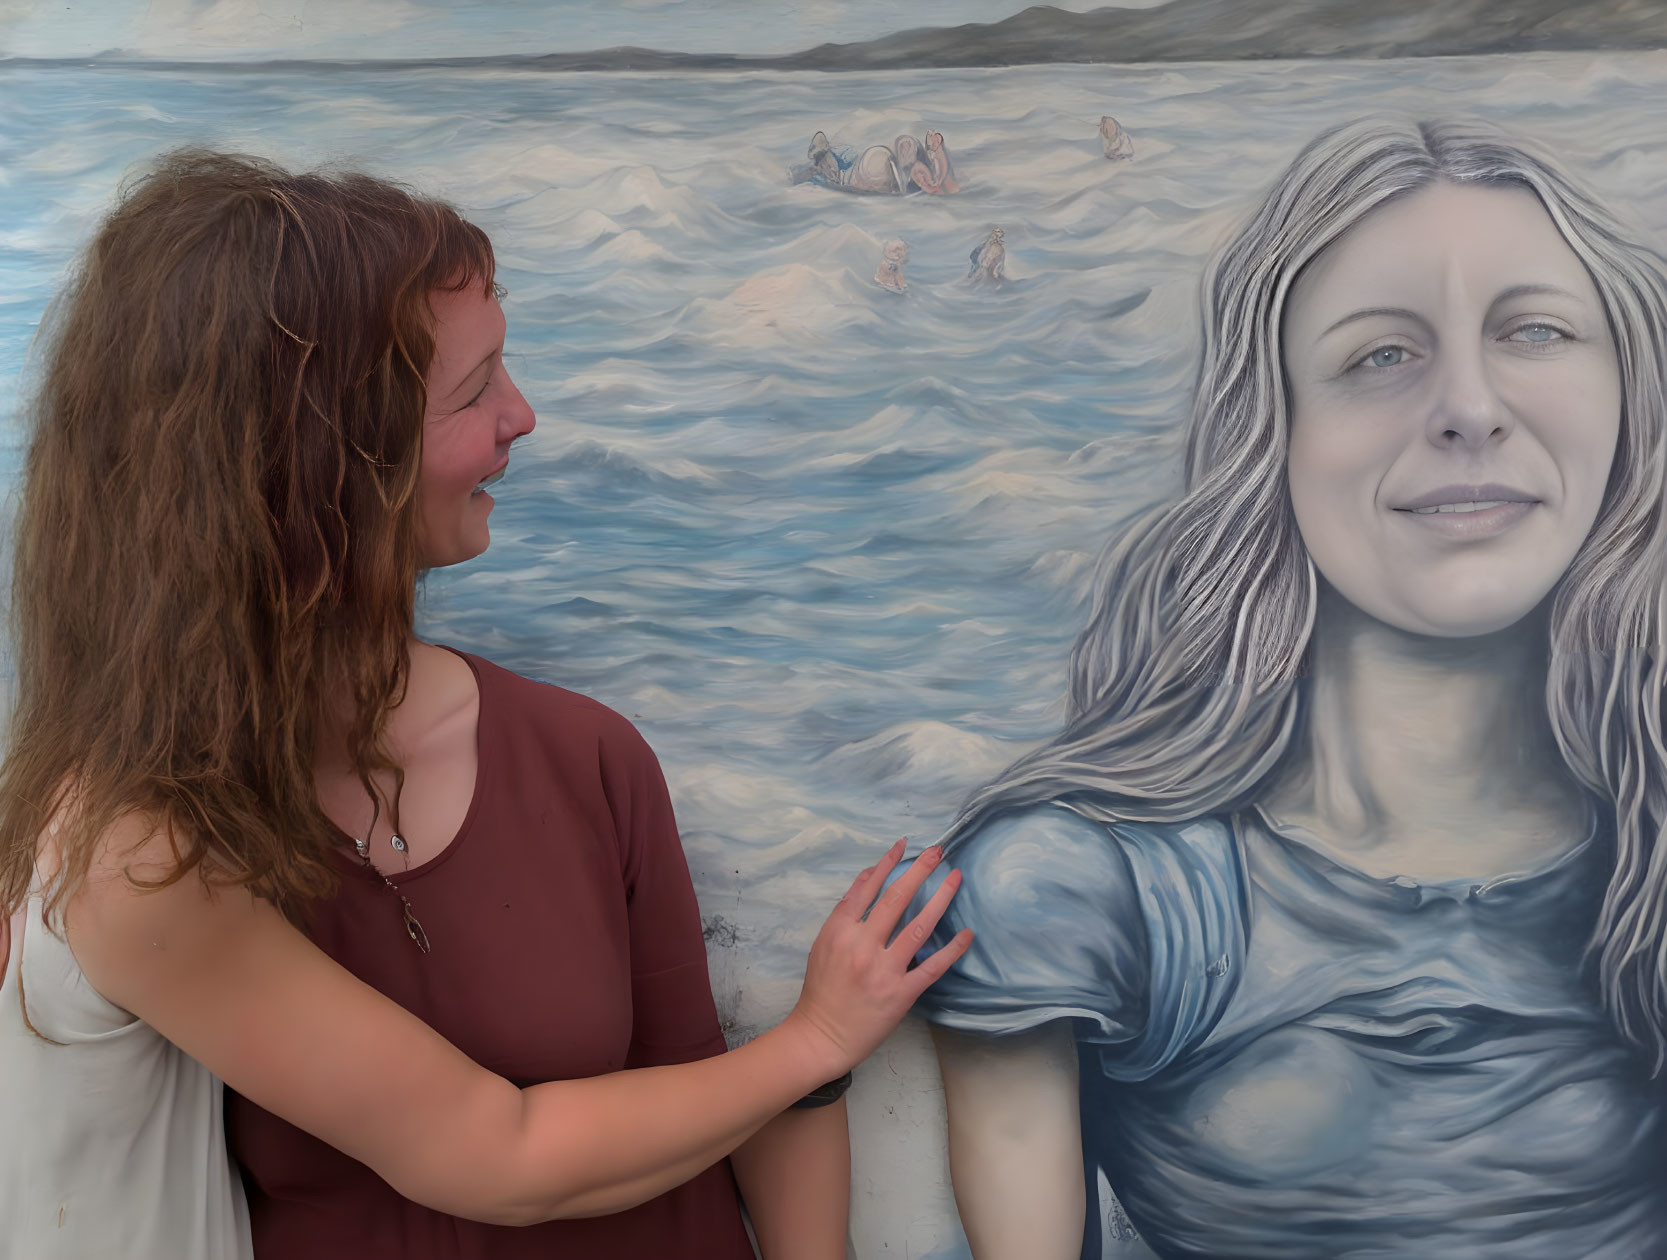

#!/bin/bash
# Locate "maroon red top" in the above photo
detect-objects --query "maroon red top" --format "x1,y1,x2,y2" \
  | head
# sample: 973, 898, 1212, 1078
225, 650, 754, 1258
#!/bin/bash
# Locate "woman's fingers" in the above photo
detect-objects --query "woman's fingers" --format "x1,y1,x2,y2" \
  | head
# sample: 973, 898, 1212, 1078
863, 843, 945, 936
906, 927, 975, 996
887, 866, 962, 959
830, 839, 904, 922
790, 848, 971, 1072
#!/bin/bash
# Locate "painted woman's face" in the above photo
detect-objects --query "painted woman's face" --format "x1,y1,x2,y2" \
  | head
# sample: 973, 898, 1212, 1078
417, 283, 537, 570
1282, 181, 1621, 638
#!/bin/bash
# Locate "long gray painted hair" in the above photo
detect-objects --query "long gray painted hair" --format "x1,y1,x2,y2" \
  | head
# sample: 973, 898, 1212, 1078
945, 118, 1667, 1068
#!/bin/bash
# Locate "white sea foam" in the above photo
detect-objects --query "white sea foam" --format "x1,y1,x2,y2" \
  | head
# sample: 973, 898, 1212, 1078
765, 221, 888, 266
593, 228, 676, 263
579, 164, 727, 230
822, 720, 1023, 795
692, 262, 882, 344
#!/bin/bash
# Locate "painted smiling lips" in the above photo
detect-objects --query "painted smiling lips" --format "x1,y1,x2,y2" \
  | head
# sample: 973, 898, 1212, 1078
472, 466, 506, 496
1392, 484, 1539, 539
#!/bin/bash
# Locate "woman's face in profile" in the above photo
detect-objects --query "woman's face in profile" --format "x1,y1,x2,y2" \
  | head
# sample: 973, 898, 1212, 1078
1281, 180, 1621, 638
417, 283, 537, 570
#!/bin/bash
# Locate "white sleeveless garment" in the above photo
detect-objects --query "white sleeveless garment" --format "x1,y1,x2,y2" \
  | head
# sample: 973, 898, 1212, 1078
0, 891, 253, 1260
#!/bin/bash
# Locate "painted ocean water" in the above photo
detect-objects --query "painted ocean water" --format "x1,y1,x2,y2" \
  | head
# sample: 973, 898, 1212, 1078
4, 51, 1667, 1257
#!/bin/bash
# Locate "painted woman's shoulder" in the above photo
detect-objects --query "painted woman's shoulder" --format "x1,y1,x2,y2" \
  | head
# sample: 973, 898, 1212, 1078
949, 803, 1234, 891
929, 803, 1246, 1066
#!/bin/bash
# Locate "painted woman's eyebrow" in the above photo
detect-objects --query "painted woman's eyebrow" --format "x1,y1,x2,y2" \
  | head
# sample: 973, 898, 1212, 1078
1488, 282, 1589, 311
1318, 307, 1430, 339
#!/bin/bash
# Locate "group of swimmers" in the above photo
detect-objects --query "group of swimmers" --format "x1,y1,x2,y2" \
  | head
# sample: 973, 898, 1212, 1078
807, 115, 1135, 293
872, 226, 1005, 292
792, 129, 962, 195
791, 113, 1132, 196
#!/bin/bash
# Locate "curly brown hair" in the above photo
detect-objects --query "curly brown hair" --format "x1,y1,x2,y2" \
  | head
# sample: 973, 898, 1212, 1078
0, 148, 496, 926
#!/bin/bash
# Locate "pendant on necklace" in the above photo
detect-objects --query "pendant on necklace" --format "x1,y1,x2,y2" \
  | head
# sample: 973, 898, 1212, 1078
402, 900, 431, 954
391, 833, 408, 853
353, 836, 370, 858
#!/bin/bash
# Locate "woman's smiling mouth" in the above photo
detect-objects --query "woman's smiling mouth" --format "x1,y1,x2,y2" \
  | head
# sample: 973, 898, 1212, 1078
1406, 500, 1517, 514
1392, 484, 1539, 538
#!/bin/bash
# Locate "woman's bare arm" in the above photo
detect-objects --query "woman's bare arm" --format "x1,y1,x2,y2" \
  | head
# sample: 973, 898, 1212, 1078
66, 819, 968, 1227
933, 1022, 1085, 1260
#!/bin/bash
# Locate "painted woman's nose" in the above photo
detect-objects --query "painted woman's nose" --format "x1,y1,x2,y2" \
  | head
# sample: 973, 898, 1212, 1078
1425, 343, 1513, 450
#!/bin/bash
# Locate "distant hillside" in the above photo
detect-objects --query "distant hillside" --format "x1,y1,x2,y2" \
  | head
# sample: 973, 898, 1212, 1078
767, 0, 1667, 69
7, 0, 1667, 71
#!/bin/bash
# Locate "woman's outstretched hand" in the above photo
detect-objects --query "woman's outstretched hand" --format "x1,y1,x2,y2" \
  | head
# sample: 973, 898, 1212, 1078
784, 841, 972, 1079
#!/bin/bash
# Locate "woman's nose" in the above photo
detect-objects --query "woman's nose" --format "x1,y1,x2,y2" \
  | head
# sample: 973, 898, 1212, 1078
500, 372, 536, 441
1425, 342, 1513, 450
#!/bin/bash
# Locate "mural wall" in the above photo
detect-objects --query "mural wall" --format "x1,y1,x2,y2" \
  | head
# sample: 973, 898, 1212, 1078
5, 3, 1667, 1256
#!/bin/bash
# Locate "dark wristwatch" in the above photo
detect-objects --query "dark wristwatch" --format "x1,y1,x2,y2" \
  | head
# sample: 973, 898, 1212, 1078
790, 1071, 853, 1109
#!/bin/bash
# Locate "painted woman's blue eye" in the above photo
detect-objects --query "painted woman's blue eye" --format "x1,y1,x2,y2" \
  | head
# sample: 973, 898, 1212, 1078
1368, 346, 1404, 368
1511, 323, 1561, 344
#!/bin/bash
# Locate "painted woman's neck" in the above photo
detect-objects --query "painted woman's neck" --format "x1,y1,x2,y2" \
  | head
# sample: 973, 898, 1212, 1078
1270, 587, 1574, 839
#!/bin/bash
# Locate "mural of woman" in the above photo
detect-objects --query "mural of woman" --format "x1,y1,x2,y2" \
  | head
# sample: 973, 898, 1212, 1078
907, 118, 1667, 1259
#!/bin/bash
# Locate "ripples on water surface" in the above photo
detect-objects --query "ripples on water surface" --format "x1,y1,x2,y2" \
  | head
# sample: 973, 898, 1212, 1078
3, 52, 1666, 1256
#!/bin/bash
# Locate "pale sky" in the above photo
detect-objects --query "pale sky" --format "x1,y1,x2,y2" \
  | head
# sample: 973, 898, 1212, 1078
0, 0, 1174, 61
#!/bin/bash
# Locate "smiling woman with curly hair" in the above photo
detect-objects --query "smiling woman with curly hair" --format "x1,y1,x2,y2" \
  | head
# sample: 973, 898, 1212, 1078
0, 149, 969, 1260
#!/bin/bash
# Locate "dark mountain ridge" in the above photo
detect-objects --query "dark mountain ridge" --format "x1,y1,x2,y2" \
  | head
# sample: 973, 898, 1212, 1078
7, 0, 1666, 71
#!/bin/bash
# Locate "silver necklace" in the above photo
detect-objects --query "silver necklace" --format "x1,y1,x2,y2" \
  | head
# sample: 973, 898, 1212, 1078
351, 811, 429, 954
355, 831, 410, 860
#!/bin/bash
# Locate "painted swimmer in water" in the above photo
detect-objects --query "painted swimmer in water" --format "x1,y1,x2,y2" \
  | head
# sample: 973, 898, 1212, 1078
792, 132, 905, 194
874, 238, 908, 292
1101, 114, 1134, 160
922, 132, 961, 193
894, 135, 927, 192
790, 131, 847, 186
969, 227, 1005, 284
807, 131, 843, 182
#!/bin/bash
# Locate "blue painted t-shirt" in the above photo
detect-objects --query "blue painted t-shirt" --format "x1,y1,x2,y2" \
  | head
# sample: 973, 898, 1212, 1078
912, 803, 1667, 1260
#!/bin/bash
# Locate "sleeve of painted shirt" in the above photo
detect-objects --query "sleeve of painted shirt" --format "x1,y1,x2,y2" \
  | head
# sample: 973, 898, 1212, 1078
593, 712, 731, 1068
906, 804, 1151, 1045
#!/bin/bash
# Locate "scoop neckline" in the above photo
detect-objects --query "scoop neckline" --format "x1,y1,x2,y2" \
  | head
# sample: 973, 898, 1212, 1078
1244, 796, 1603, 900
332, 643, 487, 886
